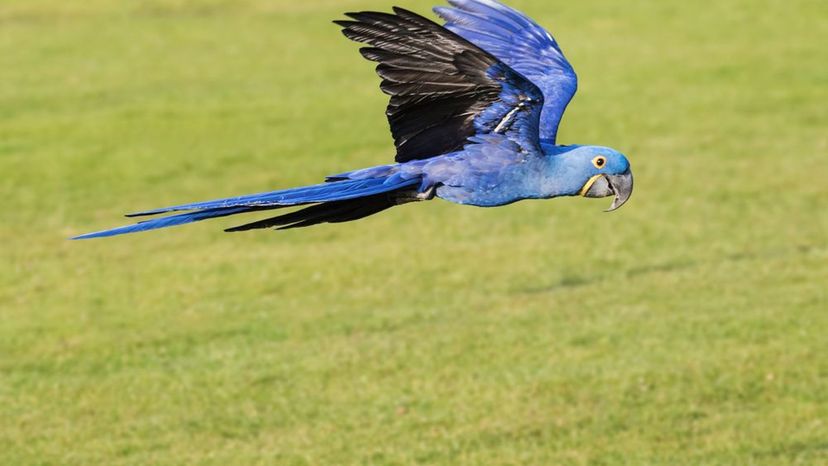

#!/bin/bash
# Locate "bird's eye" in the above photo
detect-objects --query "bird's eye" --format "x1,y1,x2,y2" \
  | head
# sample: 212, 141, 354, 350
592, 156, 607, 169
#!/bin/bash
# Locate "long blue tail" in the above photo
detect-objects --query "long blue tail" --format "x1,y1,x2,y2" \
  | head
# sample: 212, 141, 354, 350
73, 175, 419, 239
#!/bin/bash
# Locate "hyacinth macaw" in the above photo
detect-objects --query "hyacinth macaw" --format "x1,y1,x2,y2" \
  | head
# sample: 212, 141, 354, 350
74, 0, 633, 240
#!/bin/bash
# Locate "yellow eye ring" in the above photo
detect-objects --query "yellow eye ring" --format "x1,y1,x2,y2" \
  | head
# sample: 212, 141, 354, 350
592, 156, 607, 169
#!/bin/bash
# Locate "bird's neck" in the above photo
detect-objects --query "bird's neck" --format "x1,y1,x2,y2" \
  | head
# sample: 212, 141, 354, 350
532, 145, 590, 198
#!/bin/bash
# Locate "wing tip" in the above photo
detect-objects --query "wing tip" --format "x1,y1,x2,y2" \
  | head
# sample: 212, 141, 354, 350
432, 6, 451, 17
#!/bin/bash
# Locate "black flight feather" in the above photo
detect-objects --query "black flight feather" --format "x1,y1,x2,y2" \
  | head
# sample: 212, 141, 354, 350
335, 7, 504, 162
225, 192, 400, 232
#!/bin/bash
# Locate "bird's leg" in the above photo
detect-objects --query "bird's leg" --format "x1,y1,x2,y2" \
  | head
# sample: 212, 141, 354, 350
393, 186, 436, 205
417, 185, 436, 201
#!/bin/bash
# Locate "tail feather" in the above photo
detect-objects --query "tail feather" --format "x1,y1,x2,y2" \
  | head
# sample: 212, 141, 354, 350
225, 192, 397, 232
72, 207, 258, 240
73, 175, 420, 239
127, 176, 410, 217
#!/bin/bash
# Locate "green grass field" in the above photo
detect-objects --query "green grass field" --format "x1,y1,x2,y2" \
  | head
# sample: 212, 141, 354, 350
1, 0, 826, 464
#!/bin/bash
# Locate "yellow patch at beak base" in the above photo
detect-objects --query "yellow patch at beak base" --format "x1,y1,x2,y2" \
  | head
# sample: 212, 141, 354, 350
579, 175, 604, 196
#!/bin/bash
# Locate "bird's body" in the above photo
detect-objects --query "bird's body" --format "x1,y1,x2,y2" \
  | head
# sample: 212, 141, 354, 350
330, 142, 628, 207
75, 0, 633, 240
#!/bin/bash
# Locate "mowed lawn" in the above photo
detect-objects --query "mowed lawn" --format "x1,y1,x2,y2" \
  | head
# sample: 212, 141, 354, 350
1, 0, 826, 464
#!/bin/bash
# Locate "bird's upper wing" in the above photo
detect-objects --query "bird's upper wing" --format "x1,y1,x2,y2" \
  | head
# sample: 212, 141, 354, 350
434, 0, 577, 144
335, 7, 545, 163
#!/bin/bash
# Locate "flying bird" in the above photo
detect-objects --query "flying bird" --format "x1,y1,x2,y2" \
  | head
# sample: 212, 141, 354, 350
74, 0, 633, 240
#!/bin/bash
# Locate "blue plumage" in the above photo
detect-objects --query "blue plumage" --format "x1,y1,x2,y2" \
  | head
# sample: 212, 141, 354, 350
75, 176, 420, 239
74, 0, 633, 240
126, 176, 419, 217
435, 0, 578, 144
74, 208, 254, 240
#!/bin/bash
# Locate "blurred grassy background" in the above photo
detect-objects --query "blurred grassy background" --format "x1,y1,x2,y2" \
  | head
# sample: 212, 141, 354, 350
1, 0, 826, 464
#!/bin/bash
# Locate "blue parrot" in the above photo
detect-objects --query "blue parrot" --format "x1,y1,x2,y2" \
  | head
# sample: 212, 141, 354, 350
74, 0, 633, 239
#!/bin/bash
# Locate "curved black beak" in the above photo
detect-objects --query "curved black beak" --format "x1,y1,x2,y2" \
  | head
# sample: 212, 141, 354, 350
581, 170, 634, 212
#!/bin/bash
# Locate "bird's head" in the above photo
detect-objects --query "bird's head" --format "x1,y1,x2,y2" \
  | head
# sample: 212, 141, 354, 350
558, 146, 633, 211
